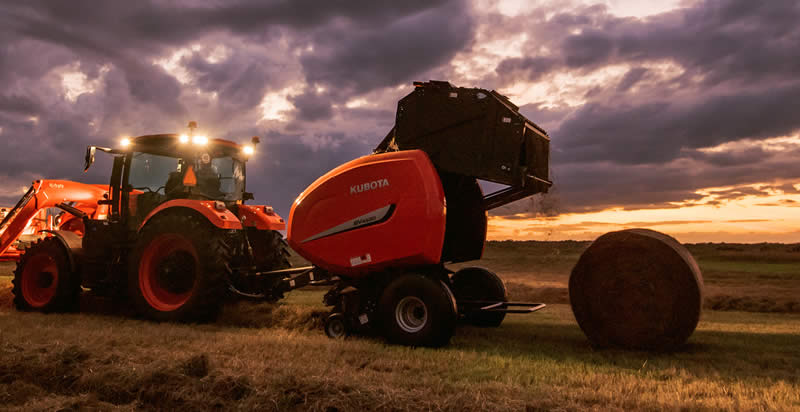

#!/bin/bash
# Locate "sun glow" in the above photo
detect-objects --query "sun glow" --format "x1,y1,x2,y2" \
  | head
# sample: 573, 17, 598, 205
489, 182, 800, 243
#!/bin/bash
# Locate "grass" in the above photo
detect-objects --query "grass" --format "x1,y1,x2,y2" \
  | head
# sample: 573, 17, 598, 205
1, 241, 799, 410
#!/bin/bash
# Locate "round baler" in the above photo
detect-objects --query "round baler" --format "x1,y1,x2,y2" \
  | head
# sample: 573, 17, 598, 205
283, 81, 703, 348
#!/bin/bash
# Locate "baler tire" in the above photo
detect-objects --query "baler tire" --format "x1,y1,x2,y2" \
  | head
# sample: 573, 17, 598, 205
378, 274, 457, 347
12, 237, 80, 312
128, 213, 230, 322
324, 313, 348, 339
451, 267, 507, 327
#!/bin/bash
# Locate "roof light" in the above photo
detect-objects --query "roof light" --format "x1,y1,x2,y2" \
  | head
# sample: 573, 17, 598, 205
179, 134, 189, 143
121, 137, 131, 147
193, 135, 208, 145
242, 145, 255, 156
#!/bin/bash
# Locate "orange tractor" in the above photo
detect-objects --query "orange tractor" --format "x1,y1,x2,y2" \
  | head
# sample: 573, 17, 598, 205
1, 130, 290, 320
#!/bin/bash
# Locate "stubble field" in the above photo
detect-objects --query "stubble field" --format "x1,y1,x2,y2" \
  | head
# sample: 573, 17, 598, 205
1, 241, 798, 411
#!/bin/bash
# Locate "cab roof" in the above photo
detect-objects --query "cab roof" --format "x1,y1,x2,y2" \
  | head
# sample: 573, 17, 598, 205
127, 134, 245, 160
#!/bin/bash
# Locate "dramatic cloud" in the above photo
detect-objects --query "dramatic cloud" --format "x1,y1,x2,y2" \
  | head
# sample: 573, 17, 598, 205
0, 0, 474, 214
0, 0, 797, 236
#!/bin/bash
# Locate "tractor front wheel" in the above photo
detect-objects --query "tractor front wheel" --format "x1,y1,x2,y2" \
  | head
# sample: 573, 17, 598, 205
128, 213, 230, 322
378, 274, 457, 347
12, 237, 80, 312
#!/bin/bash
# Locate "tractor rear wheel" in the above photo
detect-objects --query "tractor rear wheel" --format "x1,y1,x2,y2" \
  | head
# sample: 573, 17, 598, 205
378, 274, 457, 347
451, 267, 508, 327
12, 237, 80, 312
248, 228, 291, 271
129, 213, 231, 322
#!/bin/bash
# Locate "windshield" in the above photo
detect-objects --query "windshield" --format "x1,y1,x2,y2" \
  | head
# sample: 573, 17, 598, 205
129, 152, 245, 201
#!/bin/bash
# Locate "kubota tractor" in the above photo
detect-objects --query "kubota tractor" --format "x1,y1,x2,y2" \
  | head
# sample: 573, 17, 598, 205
1, 128, 290, 321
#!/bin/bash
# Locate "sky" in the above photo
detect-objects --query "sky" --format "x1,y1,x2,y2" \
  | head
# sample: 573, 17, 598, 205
0, 0, 798, 243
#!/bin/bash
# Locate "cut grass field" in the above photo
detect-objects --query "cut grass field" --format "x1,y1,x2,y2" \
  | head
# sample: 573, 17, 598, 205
1, 241, 799, 411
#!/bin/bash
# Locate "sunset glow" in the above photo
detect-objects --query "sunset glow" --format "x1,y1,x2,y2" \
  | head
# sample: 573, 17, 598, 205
489, 181, 800, 243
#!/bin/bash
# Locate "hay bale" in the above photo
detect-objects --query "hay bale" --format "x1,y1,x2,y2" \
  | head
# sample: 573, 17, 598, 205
569, 229, 704, 350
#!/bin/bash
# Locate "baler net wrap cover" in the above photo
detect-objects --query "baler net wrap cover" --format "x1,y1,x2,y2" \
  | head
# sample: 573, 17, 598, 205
378, 81, 550, 193
569, 229, 704, 350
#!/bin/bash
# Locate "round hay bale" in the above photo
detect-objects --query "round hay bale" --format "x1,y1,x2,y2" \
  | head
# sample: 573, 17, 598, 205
569, 229, 703, 350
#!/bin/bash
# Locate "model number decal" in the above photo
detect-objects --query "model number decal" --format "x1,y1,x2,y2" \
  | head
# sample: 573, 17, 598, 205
301, 205, 393, 243
350, 178, 389, 195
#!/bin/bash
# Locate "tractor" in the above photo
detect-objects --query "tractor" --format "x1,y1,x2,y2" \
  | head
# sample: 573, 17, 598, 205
1, 127, 290, 321
2, 81, 703, 349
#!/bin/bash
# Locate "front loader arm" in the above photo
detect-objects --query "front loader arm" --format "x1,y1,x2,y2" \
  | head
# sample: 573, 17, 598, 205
0, 180, 108, 256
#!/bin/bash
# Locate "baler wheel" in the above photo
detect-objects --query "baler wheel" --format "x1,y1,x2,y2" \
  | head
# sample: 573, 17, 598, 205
129, 213, 230, 322
451, 267, 508, 327
378, 274, 457, 347
12, 237, 80, 312
324, 313, 348, 339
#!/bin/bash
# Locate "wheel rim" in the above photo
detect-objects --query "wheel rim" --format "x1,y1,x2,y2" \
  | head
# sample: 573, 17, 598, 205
139, 234, 198, 312
326, 318, 346, 338
21, 254, 59, 308
395, 296, 427, 333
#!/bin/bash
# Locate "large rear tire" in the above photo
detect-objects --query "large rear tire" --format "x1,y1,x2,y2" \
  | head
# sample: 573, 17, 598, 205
12, 237, 80, 312
451, 267, 507, 327
128, 213, 231, 322
248, 228, 291, 271
378, 274, 457, 347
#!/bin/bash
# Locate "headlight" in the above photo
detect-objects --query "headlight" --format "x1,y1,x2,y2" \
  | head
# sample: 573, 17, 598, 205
179, 134, 189, 143
193, 135, 208, 145
242, 145, 255, 155
121, 137, 131, 147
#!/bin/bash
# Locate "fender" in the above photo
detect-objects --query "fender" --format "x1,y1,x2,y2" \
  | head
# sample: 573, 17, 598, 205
237, 204, 286, 231
41, 230, 84, 272
139, 200, 243, 231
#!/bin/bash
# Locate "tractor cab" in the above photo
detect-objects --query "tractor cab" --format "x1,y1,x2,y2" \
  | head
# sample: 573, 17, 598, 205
121, 134, 254, 227
85, 130, 258, 229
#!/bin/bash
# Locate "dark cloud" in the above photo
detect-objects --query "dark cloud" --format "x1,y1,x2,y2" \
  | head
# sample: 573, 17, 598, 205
289, 89, 335, 122
554, 82, 800, 166
615, 67, 649, 92
298, 0, 474, 107
0, 95, 41, 116
494, 56, 558, 83
1, 0, 798, 227
0, 1, 472, 216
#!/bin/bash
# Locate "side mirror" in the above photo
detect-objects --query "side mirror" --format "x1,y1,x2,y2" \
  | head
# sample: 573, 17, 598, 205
84, 146, 96, 172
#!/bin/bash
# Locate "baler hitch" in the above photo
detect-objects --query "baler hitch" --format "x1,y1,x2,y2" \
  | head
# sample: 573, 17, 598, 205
229, 266, 338, 300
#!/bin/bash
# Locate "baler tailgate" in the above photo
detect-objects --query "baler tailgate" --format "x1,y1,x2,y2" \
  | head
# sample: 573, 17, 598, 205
375, 80, 552, 210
